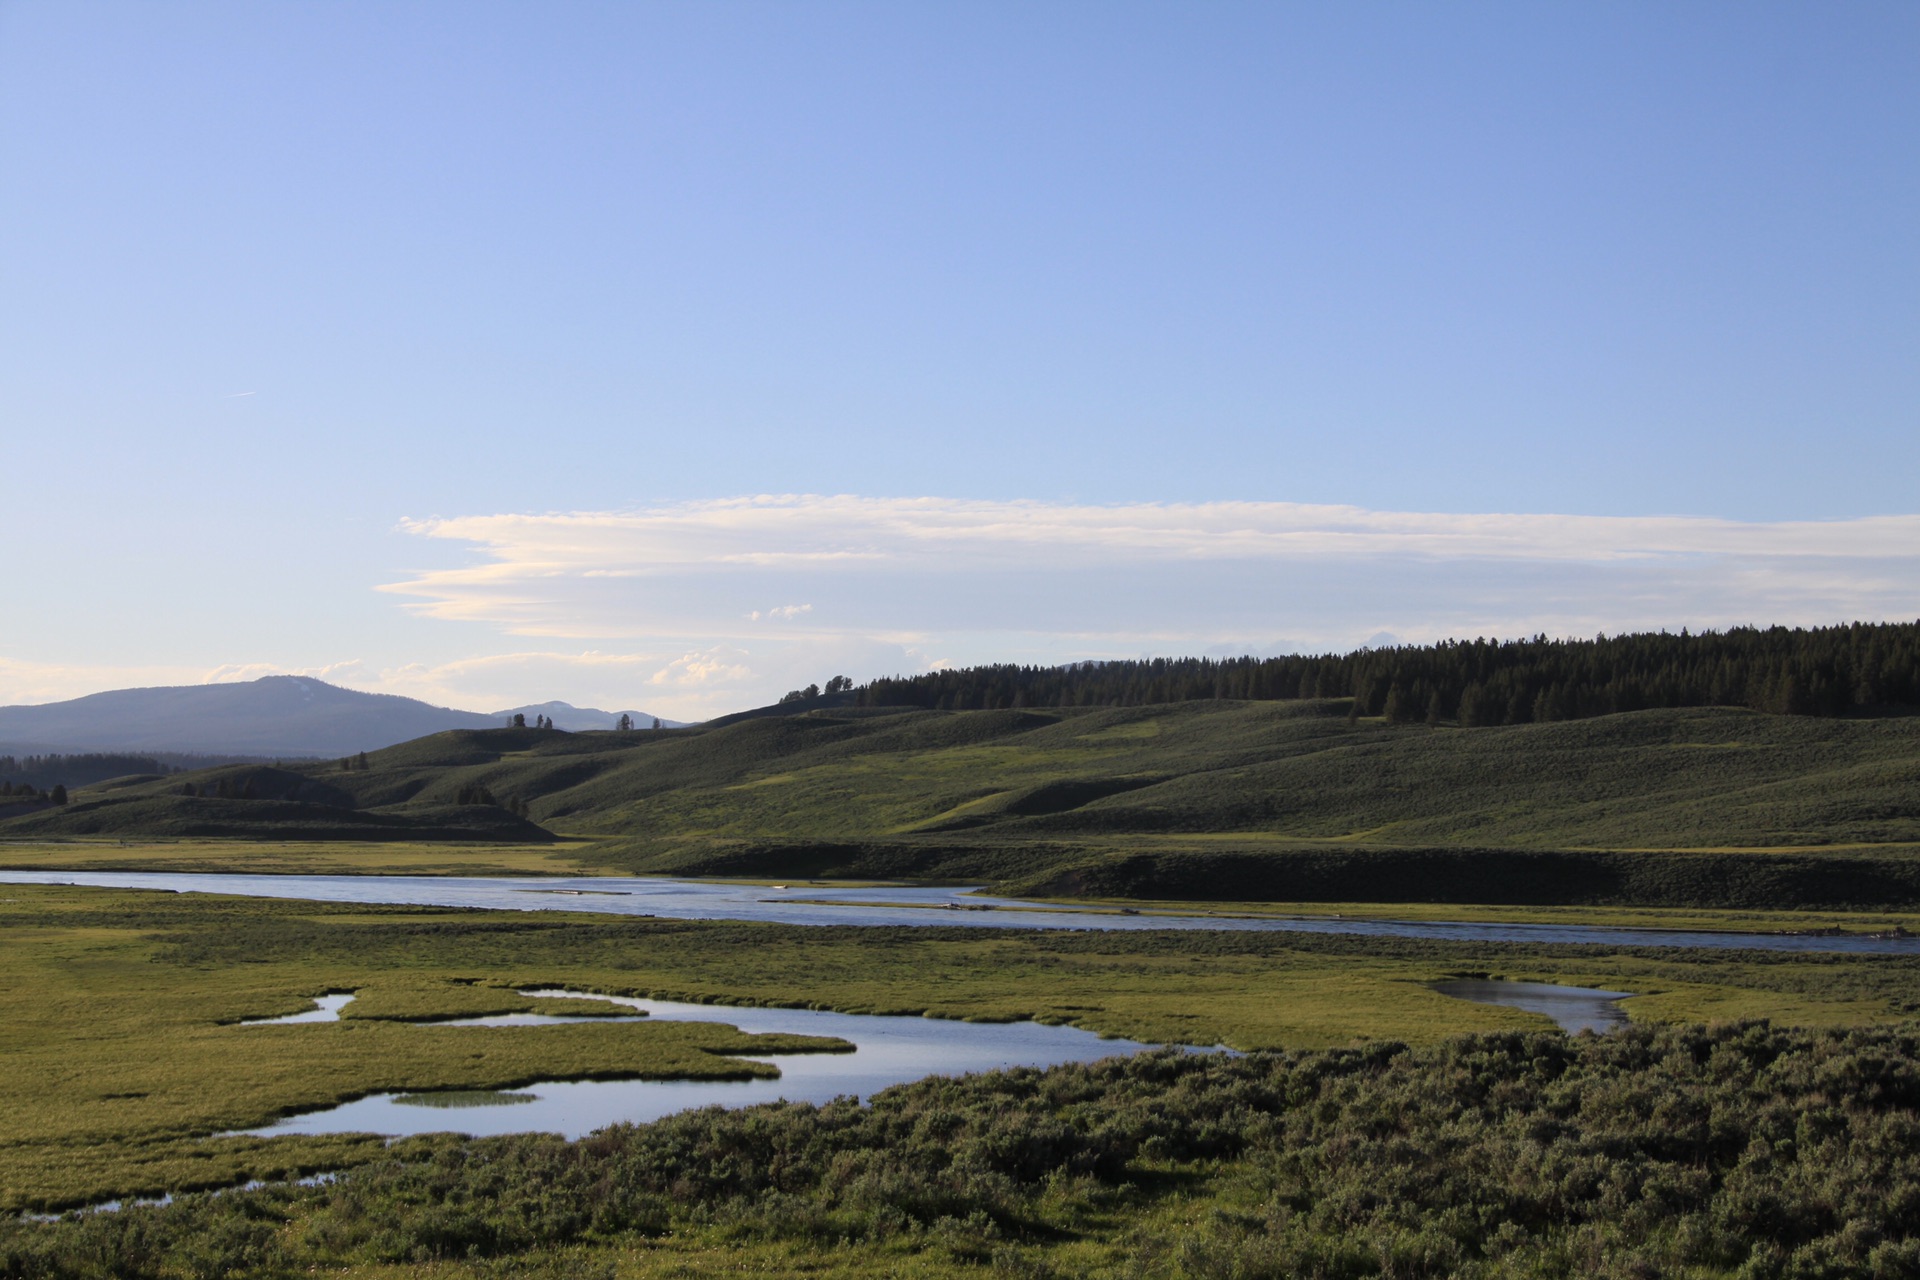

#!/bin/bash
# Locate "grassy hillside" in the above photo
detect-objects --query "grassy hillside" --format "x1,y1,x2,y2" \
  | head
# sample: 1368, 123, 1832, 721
7, 702, 1920, 904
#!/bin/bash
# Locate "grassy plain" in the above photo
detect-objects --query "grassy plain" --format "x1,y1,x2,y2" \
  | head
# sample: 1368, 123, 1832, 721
4, 881, 1917, 1213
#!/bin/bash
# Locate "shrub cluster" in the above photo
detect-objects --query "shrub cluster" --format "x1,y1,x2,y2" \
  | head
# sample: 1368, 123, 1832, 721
6, 1021, 1920, 1277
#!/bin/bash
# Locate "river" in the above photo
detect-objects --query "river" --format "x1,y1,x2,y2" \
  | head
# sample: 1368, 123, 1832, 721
3, 869, 1914, 953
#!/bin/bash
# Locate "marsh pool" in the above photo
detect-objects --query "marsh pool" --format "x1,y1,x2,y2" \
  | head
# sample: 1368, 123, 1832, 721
238, 990, 1160, 1139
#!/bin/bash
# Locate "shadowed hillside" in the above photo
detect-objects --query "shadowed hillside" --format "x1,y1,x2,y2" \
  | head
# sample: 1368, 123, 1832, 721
9, 700, 1920, 905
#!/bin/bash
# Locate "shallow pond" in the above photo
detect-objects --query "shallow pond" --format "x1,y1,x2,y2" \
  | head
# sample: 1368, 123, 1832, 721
237, 993, 356, 1025
239, 990, 1159, 1139
3, 869, 1913, 954
1433, 979, 1632, 1033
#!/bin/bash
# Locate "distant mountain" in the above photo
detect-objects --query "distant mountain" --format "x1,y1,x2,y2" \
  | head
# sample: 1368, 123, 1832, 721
0, 677, 684, 759
492, 701, 688, 732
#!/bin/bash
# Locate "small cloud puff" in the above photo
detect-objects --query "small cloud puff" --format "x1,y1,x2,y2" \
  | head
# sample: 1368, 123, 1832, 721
202, 660, 368, 686
748, 604, 813, 622
649, 648, 753, 688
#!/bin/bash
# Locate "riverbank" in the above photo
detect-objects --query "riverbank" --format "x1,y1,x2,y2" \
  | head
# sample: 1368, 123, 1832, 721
13, 835, 1920, 934
10, 868, 1920, 954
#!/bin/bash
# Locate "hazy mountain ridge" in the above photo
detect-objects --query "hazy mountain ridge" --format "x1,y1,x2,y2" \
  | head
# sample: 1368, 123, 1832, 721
0, 677, 684, 759
492, 701, 686, 732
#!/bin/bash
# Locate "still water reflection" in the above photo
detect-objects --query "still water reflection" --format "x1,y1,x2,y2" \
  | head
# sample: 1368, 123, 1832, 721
4, 870, 1913, 954
1433, 979, 1632, 1033
239, 990, 1158, 1139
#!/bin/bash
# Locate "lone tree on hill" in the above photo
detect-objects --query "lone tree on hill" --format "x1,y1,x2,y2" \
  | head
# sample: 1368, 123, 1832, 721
510, 713, 526, 728
49, 785, 66, 805
651, 717, 662, 730
616, 713, 634, 731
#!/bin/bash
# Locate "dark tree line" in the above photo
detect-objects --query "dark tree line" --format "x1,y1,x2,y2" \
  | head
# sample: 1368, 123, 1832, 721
851, 622, 1920, 724
0, 754, 177, 790
781, 675, 853, 704
453, 782, 530, 816
0, 752, 301, 793
0, 782, 64, 805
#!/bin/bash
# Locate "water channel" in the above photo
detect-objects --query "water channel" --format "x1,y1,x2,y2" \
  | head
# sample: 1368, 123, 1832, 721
234, 975, 1633, 1138
1430, 979, 1632, 1034
236, 989, 1162, 1139
0, 868, 1859, 1141
3, 869, 1914, 954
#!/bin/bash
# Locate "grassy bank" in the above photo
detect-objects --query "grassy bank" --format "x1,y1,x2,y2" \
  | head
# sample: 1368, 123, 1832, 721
0, 838, 613, 877
3, 883, 1917, 1211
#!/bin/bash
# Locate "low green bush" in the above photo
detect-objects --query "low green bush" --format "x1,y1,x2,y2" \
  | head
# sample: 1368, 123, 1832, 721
7, 1021, 1920, 1278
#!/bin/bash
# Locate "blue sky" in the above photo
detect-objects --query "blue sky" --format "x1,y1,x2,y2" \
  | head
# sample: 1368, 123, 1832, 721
2, 2, 1916, 719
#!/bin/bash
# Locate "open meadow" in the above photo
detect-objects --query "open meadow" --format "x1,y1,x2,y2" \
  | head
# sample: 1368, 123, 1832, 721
3, 877, 1920, 1276
4, 701, 1920, 1275
13, 0, 1917, 1267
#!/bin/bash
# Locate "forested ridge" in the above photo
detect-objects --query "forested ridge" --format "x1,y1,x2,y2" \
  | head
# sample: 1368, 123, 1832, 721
853, 622, 1920, 724
0, 752, 301, 791
0, 754, 179, 791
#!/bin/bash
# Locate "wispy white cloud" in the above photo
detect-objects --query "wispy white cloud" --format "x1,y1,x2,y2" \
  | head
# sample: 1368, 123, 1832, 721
358, 494, 1920, 715
13, 497, 1917, 720
358, 642, 915, 720
647, 647, 753, 689
203, 659, 370, 686
384, 496, 1920, 634
748, 604, 813, 622
0, 657, 214, 707
393, 496, 1920, 578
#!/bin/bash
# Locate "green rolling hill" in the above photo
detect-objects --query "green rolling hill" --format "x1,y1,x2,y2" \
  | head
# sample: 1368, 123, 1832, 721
7, 699, 1920, 907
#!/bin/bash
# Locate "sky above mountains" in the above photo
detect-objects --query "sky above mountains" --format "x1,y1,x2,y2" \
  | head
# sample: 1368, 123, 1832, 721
3, 3, 1916, 720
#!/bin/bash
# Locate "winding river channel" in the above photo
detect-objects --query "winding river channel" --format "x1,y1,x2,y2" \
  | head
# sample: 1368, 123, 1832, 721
10, 868, 1863, 1148
233, 989, 1163, 1139
2, 869, 1915, 953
